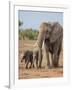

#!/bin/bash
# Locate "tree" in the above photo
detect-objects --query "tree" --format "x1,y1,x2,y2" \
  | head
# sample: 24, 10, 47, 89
19, 20, 23, 26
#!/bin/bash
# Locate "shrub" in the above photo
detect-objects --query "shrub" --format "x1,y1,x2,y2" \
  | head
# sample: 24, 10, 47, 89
19, 29, 38, 40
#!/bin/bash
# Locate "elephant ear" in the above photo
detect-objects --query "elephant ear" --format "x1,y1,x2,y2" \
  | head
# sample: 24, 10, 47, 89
50, 22, 63, 43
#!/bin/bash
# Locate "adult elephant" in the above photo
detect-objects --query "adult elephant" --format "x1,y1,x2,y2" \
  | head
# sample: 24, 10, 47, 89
36, 22, 63, 68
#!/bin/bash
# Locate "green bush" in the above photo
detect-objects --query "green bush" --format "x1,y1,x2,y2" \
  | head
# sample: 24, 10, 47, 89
19, 28, 38, 40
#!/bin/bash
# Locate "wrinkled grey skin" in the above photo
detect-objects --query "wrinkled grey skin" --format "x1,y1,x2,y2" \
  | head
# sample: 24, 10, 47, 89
37, 22, 63, 68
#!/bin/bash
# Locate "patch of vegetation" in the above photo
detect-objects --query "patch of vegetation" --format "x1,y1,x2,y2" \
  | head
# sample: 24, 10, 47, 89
19, 28, 39, 40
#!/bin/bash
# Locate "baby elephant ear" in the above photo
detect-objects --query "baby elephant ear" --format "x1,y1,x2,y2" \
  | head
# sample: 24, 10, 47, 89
50, 23, 63, 43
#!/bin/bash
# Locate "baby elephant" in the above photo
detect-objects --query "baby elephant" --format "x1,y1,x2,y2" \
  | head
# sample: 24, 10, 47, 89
21, 50, 34, 69
21, 50, 41, 69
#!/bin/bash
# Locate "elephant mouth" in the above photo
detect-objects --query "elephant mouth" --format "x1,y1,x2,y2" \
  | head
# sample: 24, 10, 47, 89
44, 38, 50, 42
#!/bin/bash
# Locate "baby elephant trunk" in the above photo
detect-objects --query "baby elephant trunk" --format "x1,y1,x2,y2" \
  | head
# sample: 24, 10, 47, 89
21, 56, 25, 62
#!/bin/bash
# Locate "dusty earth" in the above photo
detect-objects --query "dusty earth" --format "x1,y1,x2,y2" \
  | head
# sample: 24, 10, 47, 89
18, 40, 63, 79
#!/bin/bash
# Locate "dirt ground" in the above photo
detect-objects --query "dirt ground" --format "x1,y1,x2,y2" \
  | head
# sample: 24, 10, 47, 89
18, 40, 63, 79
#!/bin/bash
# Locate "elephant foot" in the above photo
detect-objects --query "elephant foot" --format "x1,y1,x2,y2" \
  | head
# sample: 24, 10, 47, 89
38, 65, 41, 69
25, 67, 28, 69
48, 65, 52, 69
29, 66, 32, 69
53, 63, 59, 68
53, 60, 59, 68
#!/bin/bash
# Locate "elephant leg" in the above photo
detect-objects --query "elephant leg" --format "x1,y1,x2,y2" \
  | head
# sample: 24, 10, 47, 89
53, 43, 62, 67
29, 61, 33, 68
44, 45, 50, 68
55, 46, 62, 67
51, 54, 53, 67
55, 51, 61, 67
36, 60, 38, 69
32, 53, 36, 68
38, 48, 42, 68
53, 52, 59, 67
31, 60, 35, 68
25, 60, 29, 69
46, 52, 50, 68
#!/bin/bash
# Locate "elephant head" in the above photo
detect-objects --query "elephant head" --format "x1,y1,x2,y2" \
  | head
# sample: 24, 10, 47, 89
44, 22, 63, 43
